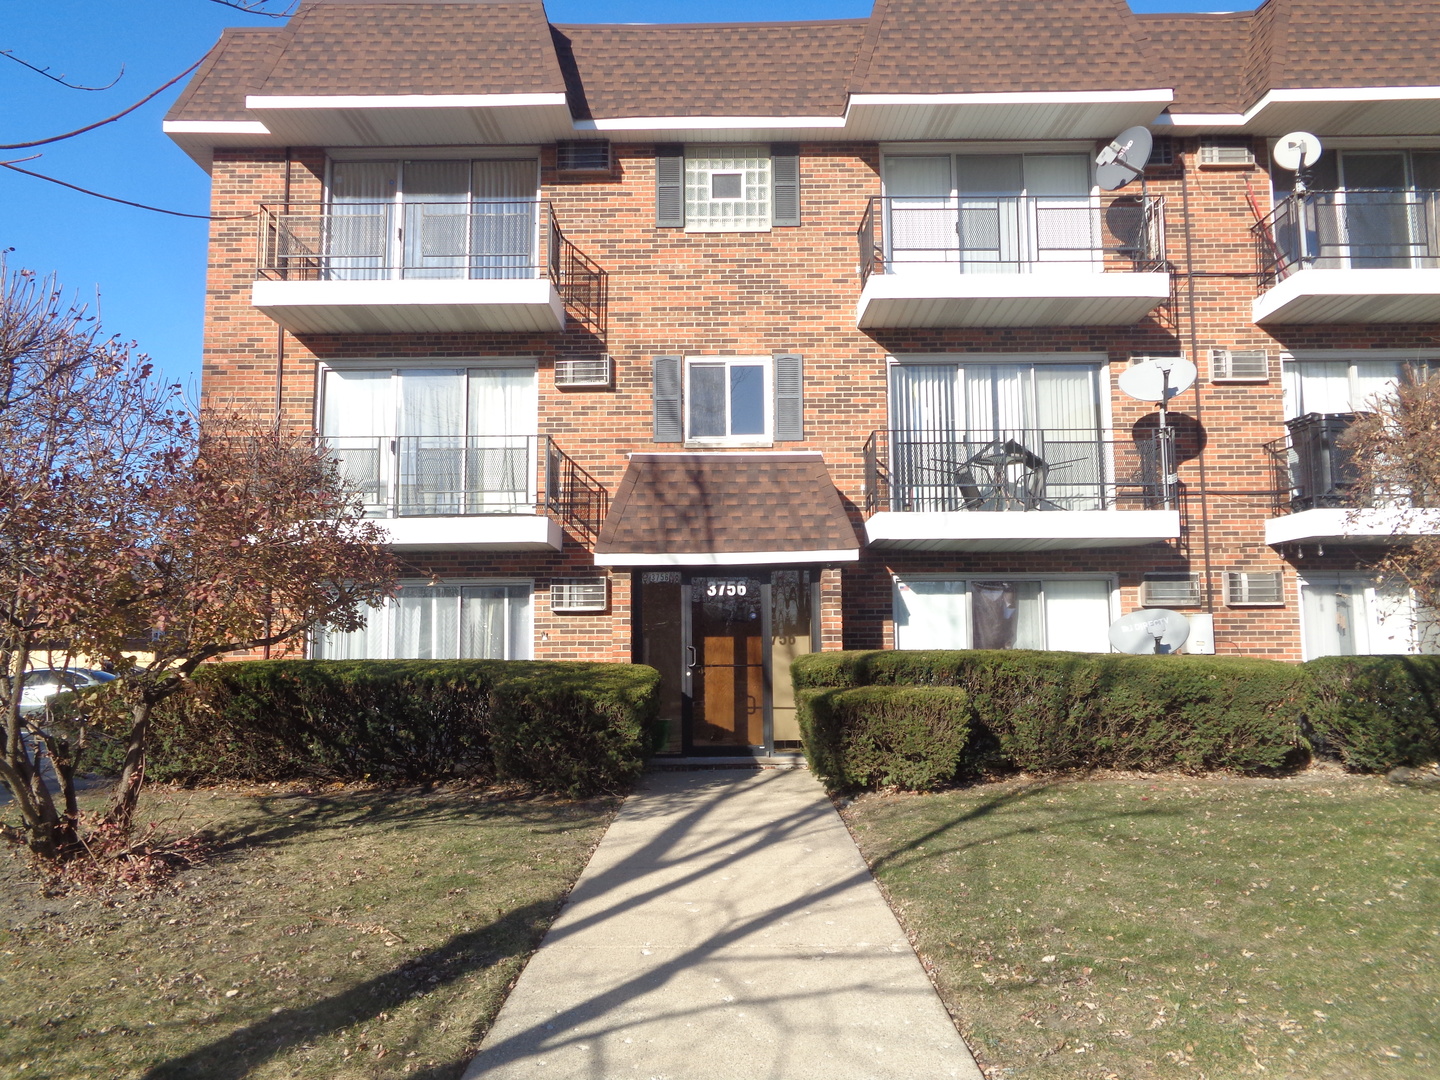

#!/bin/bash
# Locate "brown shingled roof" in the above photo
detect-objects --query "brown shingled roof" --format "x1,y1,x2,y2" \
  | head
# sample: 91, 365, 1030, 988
853, 0, 1160, 95
1248, 0, 1440, 97
553, 21, 867, 120
165, 27, 289, 123
595, 453, 860, 558
1133, 12, 1253, 114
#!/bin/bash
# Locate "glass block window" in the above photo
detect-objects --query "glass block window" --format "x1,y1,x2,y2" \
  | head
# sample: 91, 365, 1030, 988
685, 147, 771, 232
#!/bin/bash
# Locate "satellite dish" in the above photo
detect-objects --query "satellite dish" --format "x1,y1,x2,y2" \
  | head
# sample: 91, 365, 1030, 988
1096, 126, 1154, 191
1109, 608, 1191, 655
1119, 356, 1198, 403
1273, 132, 1323, 172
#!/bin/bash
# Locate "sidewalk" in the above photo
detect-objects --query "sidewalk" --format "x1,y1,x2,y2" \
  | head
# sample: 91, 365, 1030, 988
462, 768, 982, 1080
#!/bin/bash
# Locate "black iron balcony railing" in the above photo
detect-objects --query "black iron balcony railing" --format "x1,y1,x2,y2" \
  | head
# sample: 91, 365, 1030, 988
863, 428, 1179, 516
858, 194, 1166, 284
258, 200, 607, 334
1253, 189, 1440, 288
322, 434, 608, 543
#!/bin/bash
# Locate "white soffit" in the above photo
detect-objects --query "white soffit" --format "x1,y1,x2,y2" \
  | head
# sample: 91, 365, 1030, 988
243, 93, 576, 146
1265, 507, 1440, 547
844, 90, 1173, 141
1165, 86, 1440, 136
594, 548, 860, 567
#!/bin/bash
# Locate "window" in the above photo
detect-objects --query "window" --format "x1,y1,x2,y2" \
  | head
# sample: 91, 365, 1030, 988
315, 584, 532, 660
325, 158, 538, 280
655, 144, 800, 230
1282, 354, 1439, 418
893, 576, 1114, 652
321, 364, 538, 517
1298, 574, 1437, 659
652, 353, 803, 445
881, 153, 1095, 273
888, 357, 1111, 511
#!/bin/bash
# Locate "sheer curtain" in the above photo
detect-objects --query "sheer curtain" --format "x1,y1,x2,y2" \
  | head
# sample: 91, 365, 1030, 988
327, 162, 394, 280
469, 367, 538, 512
893, 579, 967, 648
884, 156, 953, 272
322, 369, 393, 515
1025, 155, 1094, 272
471, 160, 537, 279
401, 160, 470, 279
397, 369, 465, 515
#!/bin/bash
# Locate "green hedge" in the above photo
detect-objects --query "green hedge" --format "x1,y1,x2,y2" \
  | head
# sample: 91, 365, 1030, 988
798, 686, 971, 792
793, 650, 1309, 777
129, 660, 659, 796
1304, 655, 1440, 771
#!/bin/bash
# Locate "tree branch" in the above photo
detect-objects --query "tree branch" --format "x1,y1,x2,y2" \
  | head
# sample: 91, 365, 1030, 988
0, 57, 204, 150
0, 50, 125, 91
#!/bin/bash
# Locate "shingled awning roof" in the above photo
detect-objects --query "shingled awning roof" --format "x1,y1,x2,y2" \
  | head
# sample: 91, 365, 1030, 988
593, 452, 861, 567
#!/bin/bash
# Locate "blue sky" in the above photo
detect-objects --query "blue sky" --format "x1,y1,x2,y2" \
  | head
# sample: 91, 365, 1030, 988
0, 0, 1256, 391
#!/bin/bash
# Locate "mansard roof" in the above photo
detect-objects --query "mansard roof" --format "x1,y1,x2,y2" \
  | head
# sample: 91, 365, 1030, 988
165, 0, 1440, 128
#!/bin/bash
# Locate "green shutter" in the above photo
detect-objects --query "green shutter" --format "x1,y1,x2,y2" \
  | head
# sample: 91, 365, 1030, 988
771, 144, 800, 227
655, 145, 684, 228
653, 356, 683, 442
773, 353, 803, 441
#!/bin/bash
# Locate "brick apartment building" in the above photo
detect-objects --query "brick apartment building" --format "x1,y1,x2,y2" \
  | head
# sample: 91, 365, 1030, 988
166, 0, 1440, 753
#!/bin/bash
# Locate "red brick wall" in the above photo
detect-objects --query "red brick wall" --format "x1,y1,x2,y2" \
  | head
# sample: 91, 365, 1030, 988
196, 138, 1440, 664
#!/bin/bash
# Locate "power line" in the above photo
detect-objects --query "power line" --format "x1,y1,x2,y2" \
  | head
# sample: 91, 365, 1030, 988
0, 159, 255, 221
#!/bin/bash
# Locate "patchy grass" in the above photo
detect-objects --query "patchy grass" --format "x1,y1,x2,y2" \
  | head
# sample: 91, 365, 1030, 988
841, 771, 1440, 1080
1, 782, 618, 1079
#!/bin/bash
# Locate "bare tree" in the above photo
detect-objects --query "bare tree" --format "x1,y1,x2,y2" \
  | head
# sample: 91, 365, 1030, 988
1343, 370, 1440, 616
0, 260, 398, 858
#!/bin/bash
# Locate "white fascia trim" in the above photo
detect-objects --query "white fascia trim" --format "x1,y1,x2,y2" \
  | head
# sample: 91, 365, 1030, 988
1159, 113, 1246, 128
246, 93, 569, 110
1265, 507, 1440, 546
595, 548, 860, 567
575, 116, 846, 131
163, 120, 272, 134
848, 89, 1173, 108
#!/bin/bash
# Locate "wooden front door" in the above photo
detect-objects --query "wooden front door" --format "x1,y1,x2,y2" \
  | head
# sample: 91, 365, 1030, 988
688, 574, 766, 749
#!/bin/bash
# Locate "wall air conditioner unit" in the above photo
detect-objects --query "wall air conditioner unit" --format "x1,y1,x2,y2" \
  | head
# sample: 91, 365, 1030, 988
1199, 139, 1255, 167
550, 579, 609, 612
555, 141, 613, 174
1141, 574, 1203, 607
1210, 348, 1270, 383
1224, 571, 1285, 607
555, 356, 614, 389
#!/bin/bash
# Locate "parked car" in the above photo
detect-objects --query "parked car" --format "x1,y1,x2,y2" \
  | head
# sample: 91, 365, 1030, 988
18, 668, 117, 715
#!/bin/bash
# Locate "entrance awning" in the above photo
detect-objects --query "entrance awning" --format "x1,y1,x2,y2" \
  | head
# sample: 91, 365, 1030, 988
593, 452, 861, 566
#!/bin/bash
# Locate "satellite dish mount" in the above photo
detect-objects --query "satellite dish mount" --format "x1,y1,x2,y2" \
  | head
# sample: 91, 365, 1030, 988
1096, 126, 1155, 193
1118, 357, 1197, 510
1108, 608, 1192, 655
1273, 132, 1323, 194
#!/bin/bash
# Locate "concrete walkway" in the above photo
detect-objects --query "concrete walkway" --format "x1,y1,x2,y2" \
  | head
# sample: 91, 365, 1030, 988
462, 768, 983, 1080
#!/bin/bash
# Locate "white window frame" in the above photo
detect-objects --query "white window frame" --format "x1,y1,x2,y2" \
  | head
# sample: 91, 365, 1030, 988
892, 573, 1119, 652
684, 145, 772, 233
1280, 350, 1440, 419
1296, 572, 1437, 660
312, 579, 534, 660
683, 355, 774, 448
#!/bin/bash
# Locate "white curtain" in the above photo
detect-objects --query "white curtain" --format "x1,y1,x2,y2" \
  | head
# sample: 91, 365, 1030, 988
1043, 579, 1112, 652
327, 162, 394, 280
469, 367, 538, 511
314, 604, 387, 659
322, 369, 392, 514
397, 369, 465, 515
889, 365, 958, 511
1025, 155, 1095, 272
471, 160, 536, 279
1301, 578, 1365, 657
956, 156, 1023, 272
894, 579, 967, 649
885, 156, 955, 271
394, 586, 461, 659
460, 586, 531, 659
402, 160, 470, 279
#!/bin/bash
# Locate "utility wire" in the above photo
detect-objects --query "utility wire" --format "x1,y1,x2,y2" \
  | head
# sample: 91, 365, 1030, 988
0, 159, 254, 221
0, 58, 205, 150
203, 0, 298, 16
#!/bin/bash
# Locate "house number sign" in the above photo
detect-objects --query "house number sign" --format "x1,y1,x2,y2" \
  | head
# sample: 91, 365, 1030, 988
705, 580, 750, 597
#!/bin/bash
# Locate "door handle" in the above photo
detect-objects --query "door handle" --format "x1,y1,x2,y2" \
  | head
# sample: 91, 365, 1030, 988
686, 646, 697, 670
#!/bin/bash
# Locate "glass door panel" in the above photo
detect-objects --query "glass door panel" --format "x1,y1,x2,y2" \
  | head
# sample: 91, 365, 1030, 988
885, 156, 955, 272
768, 570, 813, 749
1340, 153, 1411, 267
640, 573, 685, 754
690, 574, 766, 748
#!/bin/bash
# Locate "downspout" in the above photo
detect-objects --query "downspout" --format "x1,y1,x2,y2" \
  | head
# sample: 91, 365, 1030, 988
265, 148, 294, 660
1179, 143, 1217, 615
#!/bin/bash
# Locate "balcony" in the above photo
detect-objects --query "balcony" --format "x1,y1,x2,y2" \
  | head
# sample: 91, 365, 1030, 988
1263, 413, 1440, 545
862, 428, 1182, 551
323, 434, 608, 551
1252, 190, 1440, 324
855, 194, 1170, 329
254, 200, 607, 335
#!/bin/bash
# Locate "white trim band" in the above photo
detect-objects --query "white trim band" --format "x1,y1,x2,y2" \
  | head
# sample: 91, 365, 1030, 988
594, 548, 860, 567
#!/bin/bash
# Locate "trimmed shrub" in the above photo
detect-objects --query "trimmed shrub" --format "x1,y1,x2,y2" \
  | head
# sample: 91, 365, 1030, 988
793, 650, 1308, 776
132, 660, 658, 796
798, 685, 971, 792
1305, 655, 1440, 771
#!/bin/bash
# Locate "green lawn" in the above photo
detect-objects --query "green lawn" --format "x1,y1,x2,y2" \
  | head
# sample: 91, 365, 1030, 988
842, 772, 1439, 1079
1, 783, 618, 1079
